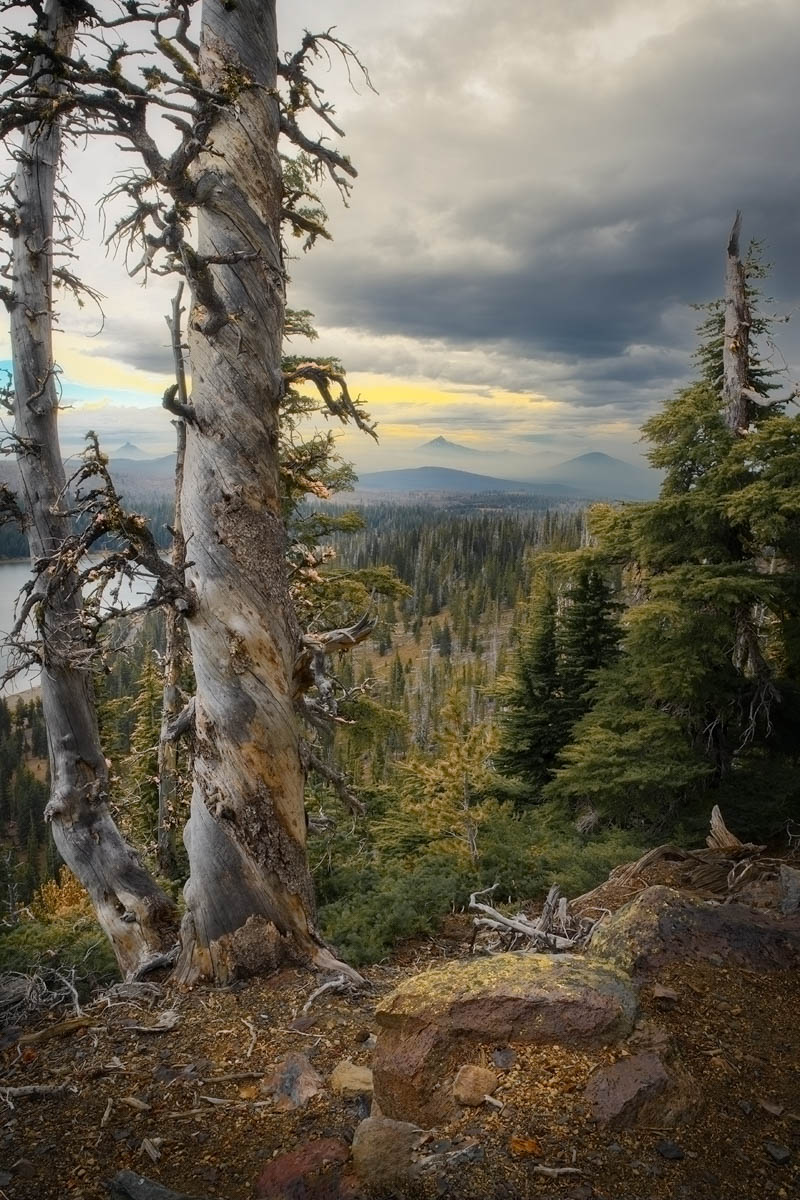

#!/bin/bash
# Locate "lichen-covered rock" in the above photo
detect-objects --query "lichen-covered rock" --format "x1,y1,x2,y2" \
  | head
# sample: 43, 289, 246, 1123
589, 886, 800, 976
452, 1064, 498, 1106
583, 1051, 696, 1129
373, 953, 637, 1124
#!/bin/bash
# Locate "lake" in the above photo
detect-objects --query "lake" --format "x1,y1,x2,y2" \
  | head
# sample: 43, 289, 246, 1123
0, 559, 155, 695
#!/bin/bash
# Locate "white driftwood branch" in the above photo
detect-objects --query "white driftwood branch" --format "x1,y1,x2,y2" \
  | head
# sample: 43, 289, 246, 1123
468, 884, 589, 952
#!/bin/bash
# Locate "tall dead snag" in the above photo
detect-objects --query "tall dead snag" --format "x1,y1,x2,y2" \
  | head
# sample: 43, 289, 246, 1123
3, 0, 176, 974
721, 214, 779, 710
173, 1, 360, 983
157, 287, 192, 879
723, 211, 752, 436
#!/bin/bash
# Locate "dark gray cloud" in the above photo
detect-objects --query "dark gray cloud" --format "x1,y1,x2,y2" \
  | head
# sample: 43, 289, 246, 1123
287, 0, 800, 421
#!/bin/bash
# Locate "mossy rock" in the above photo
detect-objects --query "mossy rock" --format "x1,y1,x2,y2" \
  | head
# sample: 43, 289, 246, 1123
373, 952, 638, 1125
589, 885, 800, 976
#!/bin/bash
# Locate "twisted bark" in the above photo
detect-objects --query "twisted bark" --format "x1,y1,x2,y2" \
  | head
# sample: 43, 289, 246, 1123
174, 0, 357, 984
7, 0, 176, 976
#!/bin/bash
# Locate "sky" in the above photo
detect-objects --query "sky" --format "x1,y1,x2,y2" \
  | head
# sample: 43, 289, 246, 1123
3, 0, 800, 474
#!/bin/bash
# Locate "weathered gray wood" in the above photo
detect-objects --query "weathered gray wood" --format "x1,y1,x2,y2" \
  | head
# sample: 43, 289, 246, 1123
173, 0, 357, 984
157, 288, 190, 879
722, 211, 752, 435
7, 0, 176, 975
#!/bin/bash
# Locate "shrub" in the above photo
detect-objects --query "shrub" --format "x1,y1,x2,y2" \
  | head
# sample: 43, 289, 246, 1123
0, 915, 119, 995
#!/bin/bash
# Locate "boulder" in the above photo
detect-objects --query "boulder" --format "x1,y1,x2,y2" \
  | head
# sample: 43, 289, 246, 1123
589, 886, 800, 976
583, 1050, 696, 1129
351, 1118, 421, 1186
452, 1064, 498, 1106
374, 952, 637, 1124
260, 1053, 323, 1112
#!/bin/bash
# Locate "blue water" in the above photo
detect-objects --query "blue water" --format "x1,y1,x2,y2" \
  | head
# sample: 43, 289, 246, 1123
0, 559, 154, 695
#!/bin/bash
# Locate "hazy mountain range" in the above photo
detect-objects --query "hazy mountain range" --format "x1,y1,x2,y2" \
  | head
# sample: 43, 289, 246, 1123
0, 440, 661, 504
358, 440, 660, 500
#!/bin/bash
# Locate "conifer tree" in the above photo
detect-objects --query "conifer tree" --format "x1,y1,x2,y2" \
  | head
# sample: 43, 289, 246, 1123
494, 580, 561, 793
495, 569, 620, 801
546, 227, 800, 836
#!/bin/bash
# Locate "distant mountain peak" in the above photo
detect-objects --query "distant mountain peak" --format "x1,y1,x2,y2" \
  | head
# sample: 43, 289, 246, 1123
561, 451, 632, 467
111, 441, 151, 460
418, 436, 481, 454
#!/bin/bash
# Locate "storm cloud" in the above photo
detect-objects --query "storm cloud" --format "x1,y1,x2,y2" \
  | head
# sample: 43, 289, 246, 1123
286, 0, 800, 426
3, 0, 797, 468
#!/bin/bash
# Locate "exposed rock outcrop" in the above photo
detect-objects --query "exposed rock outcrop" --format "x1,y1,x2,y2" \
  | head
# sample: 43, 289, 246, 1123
589, 886, 800, 976
373, 952, 637, 1124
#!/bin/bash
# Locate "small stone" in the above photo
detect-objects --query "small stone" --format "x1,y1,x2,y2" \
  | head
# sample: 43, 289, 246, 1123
509, 1135, 542, 1157
759, 1098, 785, 1117
0, 1173, 10, 1188
261, 1052, 324, 1112
330, 1060, 374, 1097
584, 1052, 693, 1129
492, 1047, 516, 1070
364, 1034, 377, 1050
652, 984, 679, 1007
351, 1117, 421, 1185
738, 1100, 753, 1115
12, 1160, 35, 1180
290, 1015, 317, 1033
254, 1137, 349, 1199
452, 1064, 498, 1106
656, 1140, 684, 1161
565, 1186, 594, 1200
705, 953, 724, 967
765, 1143, 791, 1165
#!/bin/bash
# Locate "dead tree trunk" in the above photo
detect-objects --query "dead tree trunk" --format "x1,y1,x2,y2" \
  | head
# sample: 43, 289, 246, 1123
174, 0, 355, 983
157, 290, 191, 879
7, 0, 176, 975
722, 211, 752, 435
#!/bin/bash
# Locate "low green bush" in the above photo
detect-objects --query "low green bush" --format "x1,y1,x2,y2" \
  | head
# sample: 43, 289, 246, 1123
0, 915, 119, 996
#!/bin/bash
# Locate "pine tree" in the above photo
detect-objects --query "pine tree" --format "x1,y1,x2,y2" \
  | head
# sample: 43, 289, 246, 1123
494, 580, 562, 795
558, 568, 622, 728
495, 569, 621, 802
546, 235, 800, 837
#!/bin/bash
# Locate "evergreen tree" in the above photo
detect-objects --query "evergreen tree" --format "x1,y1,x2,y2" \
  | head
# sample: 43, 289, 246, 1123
495, 569, 621, 802
494, 580, 562, 794
558, 568, 622, 728
547, 242, 800, 838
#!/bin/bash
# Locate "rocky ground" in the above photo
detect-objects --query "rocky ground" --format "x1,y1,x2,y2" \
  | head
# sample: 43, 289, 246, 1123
2, 865, 799, 1200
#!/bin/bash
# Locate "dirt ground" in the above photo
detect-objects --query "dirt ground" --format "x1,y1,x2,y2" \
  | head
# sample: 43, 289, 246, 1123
1, 914, 798, 1200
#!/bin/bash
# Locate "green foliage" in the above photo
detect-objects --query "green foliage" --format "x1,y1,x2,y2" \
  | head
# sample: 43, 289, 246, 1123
0, 915, 119, 993
315, 800, 647, 965
495, 566, 621, 802
548, 248, 800, 839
